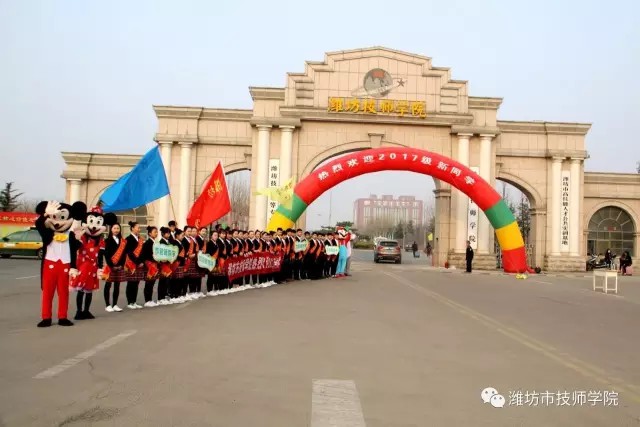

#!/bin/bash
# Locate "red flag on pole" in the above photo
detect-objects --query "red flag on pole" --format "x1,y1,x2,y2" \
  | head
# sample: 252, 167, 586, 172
186, 162, 231, 228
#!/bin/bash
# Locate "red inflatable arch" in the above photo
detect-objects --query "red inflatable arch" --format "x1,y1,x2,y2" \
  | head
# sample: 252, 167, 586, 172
267, 147, 532, 274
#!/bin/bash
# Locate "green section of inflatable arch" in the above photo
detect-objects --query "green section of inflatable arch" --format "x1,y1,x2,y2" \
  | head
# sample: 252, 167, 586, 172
273, 194, 308, 223
484, 199, 517, 230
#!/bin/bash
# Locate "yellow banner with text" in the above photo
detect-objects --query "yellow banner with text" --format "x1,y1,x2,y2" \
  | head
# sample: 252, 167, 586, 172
327, 97, 427, 119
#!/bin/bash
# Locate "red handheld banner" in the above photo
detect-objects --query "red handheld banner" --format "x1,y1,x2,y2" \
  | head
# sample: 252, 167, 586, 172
224, 252, 284, 282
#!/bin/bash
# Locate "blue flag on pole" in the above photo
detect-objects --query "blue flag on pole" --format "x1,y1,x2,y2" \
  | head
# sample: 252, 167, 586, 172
100, 146, 170, 213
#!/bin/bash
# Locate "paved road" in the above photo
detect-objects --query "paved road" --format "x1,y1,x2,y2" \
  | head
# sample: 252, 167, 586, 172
1, 253, 640, 426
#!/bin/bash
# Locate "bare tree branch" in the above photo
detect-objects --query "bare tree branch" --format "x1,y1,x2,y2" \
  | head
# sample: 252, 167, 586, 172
219, 172, 250, 229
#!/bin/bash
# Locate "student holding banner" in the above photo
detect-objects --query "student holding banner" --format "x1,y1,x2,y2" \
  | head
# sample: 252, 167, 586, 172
196, 227, 209, 297
141, 226, 159, 307
205, 230, 221, 294
293, 229, 307, 280
325, 232, 338, 278
156, 227, 173, 304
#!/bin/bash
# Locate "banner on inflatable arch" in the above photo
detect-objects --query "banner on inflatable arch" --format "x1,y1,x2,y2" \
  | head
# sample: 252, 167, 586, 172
266, 147, 533, 274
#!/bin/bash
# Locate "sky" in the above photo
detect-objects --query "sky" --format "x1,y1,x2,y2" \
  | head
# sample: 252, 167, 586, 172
1, 0, 638, 228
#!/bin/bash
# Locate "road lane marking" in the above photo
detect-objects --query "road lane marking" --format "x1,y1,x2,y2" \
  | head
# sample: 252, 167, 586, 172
533, 280, 553, 285
15, 275, 39, 280
383, 271, 640, 402
311, 380, 366, 427
33, 330, 137, 379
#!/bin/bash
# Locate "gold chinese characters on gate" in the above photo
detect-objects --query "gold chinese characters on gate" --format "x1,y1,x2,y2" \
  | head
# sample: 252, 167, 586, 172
327, 97, 427, 119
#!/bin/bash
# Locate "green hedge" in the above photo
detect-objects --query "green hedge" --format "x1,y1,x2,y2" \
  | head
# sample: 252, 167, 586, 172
353, 241, 374, 249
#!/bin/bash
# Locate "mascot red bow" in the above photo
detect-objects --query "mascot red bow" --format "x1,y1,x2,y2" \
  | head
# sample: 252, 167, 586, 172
35, 200, 86, 327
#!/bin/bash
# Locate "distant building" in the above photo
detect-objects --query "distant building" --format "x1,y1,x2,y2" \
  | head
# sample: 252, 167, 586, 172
353, 195, 423, 228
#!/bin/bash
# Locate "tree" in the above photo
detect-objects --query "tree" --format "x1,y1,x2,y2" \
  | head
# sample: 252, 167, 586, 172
219, 173, 249, 229
406, 219, 415, 237
394, 220, 405, 239
637, 161, 640, 173
16, 198, 39, 212
0, 182, 23, 212
515, 195, 531, 245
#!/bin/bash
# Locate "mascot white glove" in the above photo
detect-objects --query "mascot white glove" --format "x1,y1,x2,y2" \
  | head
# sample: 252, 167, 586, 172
73, 227, 85, 240
96, 268, 103, 278
69, 268, 79, 279
45, 201, 61, 217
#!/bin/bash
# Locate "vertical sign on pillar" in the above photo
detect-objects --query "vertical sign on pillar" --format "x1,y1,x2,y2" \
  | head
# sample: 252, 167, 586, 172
561, 170, 570, 251
267, 159, 280, 223
467, 167, 479, 250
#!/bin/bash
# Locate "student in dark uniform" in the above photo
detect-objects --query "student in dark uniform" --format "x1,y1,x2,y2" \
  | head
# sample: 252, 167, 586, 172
205, 230, 220, 294
306, 233, 320, 280
292, 229, 306, 280
284, 229, 296, 281
168, 220, 177, 239
141, 226, 159, 307
156, 227, 173, 305
102, 223, 127, 313
180, 226, 194, 299
195, 227, 209, 296
256, 231, 268, 286
169, 229, 186, 303
124, 221, 145, 310
216, 229, 230, 291
223, 229, 234, 289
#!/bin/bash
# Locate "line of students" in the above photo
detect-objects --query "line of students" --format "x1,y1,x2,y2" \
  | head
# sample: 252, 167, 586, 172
99, 221, 354, 312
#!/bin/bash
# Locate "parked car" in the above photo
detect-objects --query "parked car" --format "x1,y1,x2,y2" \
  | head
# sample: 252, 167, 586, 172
404, 244, 413, 252
374, 240, 402, 264
0, 228, 43, 259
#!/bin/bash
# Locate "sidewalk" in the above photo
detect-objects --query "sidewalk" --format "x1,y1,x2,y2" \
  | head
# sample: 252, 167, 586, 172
422, 265, 640, 279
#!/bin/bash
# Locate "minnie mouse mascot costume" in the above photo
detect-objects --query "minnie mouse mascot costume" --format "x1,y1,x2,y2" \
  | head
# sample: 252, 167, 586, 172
335, 226, 351, 278
35, 200, 87, 327
69, 206, 117, 320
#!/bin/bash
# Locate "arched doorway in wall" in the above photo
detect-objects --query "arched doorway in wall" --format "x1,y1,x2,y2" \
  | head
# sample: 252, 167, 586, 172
269, 147, 531, 273
494, 174, 542, 268
91, 186, 149, 236
587, 206, 636, 256
114, 206, 149, 237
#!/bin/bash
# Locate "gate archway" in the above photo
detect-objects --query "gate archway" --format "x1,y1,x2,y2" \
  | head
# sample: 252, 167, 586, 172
266, 147, 531, 274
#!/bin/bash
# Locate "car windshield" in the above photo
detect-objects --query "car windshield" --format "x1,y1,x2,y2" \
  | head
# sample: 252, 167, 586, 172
379, 241, 398, 247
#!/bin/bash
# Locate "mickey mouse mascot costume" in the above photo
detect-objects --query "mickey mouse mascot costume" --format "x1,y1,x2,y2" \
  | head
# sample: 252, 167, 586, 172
335, 226, 351, 278
35, 200, 86, 327
70, 206, 117, 320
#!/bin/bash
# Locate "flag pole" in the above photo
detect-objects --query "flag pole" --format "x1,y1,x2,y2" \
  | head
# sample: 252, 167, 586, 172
169, 194, 178, 227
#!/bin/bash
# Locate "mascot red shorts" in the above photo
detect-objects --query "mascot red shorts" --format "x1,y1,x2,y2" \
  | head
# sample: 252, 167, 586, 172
42, 259, 71, 320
